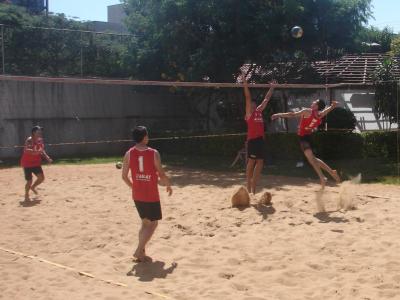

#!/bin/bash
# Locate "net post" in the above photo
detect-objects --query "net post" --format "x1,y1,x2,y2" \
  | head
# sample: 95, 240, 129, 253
397, 80, 400, 183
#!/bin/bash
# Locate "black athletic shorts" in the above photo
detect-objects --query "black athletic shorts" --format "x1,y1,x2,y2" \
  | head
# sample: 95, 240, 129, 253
134, 200, 162, 221
247, 137, 265, 160
23, 166, 43, 181
299, 135, 313, 152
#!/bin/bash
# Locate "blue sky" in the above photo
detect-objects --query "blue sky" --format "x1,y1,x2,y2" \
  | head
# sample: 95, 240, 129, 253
50, 0, 121, 22
369, 0, 400, 32
50, 0, 400, 33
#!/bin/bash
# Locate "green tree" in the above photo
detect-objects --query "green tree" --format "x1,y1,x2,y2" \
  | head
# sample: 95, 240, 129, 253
372, 58, 399, 126
0, 2, 32, 26
123, 0, 372, 82
391, 36, 400, 56
0, 3, 132, 77
355, 26, 394, 53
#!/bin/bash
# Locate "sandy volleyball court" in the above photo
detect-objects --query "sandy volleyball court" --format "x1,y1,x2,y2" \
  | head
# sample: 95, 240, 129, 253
1, 164, 400, 300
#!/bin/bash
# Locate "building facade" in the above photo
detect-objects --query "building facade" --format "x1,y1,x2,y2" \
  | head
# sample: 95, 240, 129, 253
10, 0, 48, 14
108, 4, 126, 25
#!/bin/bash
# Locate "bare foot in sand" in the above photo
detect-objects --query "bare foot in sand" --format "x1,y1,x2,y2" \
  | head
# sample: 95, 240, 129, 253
133, 248, 153, 263
320, 177, 328, 190
24, 194, 30, 202
133, 248, 146, 262
332, 170, 341, 184
31, 187, 38, 195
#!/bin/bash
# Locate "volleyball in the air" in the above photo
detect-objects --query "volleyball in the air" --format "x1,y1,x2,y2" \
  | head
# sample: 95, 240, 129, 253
291, 26, 303, 39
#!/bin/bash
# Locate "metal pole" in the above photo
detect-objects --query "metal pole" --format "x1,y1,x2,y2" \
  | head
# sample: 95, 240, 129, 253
397, 80, 399, 183
1, 25, 5, 74
80, 31, 83, 77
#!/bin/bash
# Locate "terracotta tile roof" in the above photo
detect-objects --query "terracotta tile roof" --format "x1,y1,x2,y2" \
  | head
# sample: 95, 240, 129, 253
313, 53, 400, 84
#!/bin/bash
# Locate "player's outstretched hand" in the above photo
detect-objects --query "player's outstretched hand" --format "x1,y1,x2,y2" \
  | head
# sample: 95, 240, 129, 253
271, 114, 279, 121
332, 100, 339, 108
167, 186, 173, 196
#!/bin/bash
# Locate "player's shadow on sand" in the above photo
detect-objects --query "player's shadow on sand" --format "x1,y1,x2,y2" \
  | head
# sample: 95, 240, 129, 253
127, 261, 178, 282
314, 212, 349, 223
170, 169, 310, 189
19, 198, 41, 207
252, 204, 276, 220
234, 204, 276, 220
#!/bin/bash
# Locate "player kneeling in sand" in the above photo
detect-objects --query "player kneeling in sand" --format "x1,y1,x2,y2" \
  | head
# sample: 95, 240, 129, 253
271, 99, 341, 189
122, 126, 172, 262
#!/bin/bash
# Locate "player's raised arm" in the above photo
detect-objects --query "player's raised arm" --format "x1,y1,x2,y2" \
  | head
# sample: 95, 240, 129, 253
242, 73, 252, 120
257, 80, 277, 112
121, 151, 132, 188
271, 109, 309, 120
154, 150, 172, 196
319, 101, 338, 118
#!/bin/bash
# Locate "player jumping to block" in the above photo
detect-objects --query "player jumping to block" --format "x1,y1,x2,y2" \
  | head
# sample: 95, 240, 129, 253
122, 126, 172, 262
21, 126, 53, 201
242, 73, 276, 194
271, 99, 341, 189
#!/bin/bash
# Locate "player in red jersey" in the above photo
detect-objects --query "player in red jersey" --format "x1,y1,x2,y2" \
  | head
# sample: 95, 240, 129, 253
21, 126, 53, 201
271, 99, 341, 189
122, 126, 172, 262
242, 73, 277, 194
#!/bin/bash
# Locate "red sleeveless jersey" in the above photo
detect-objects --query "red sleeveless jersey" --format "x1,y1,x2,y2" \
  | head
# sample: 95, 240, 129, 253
298, 110, 322, 137
21, 138, 44, 168
246, 109, 264, 140
129, 146, 160, 202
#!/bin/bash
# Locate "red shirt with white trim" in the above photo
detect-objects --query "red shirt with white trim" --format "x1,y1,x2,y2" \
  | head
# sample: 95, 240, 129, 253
246, 109, 265, 140
21, 138, 44, 168
298, 110, 322, 136
129, 146, 160, 202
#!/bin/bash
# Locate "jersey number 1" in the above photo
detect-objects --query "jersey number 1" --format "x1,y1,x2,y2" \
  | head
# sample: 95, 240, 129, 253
138, 156, 144, 173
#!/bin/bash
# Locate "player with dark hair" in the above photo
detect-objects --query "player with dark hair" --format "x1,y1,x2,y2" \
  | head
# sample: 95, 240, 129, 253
242, 74, 276, 194
21, 126, 53, 201
271, 99, 341, 189
122, 126, 172, 262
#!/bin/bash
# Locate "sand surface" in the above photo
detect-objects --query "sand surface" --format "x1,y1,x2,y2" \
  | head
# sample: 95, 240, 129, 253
1, 164, 400, 300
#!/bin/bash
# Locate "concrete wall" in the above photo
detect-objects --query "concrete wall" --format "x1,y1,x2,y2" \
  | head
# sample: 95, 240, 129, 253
0, 80, 210, 159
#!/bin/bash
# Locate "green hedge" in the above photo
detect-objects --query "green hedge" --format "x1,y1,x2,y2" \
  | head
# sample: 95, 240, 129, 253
151, 131, 399, 161
363, 131, 399, 160
312, 132, 364, 160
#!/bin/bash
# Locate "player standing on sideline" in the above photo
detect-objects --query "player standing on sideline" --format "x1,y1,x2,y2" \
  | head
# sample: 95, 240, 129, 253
122, 126, 172, 262
242, 72, 276, 194
21, 126, 53, 201
271, 99, 341, 189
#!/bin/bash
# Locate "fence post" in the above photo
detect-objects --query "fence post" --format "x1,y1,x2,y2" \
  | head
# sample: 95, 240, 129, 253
1, 25, 5, 74
80, 31, 83, 77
